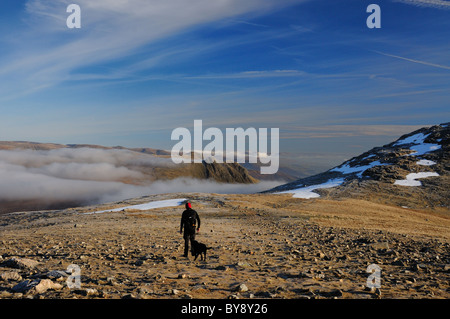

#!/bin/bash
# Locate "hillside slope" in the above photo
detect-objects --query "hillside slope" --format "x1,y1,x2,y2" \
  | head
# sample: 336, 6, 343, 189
267, 123, 449, 209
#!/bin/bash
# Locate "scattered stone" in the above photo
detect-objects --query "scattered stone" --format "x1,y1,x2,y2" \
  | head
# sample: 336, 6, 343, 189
0, 271, 22, 281
106, 277, 116, 285
371, 241, 389, 250
235, 283, 248, 292
2, 257, 39, 270
364, 286, 375, 293
86, 288, 98, 296
215, 265, 229, 271
392, 259, 406, 267
318, 288, 344, 298
134, 259, 144, 266
236, 261, 252, 268
11, 278, 62, 294
46, 270, 69, 280
34, 279, 63, 294
12, 280, 38, 293
138, 286, 154, 295
0, 291, 14, 298
331, 289, 343, 297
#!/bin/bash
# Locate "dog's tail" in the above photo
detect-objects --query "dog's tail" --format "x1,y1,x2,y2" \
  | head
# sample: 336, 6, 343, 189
206, 247, 213, 250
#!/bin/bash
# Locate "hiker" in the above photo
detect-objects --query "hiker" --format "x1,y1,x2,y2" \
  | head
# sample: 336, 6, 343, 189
180, 202, 201, 258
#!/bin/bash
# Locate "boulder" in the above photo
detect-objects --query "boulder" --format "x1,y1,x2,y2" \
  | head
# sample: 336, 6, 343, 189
12, 280, 38, 293
2, 257, 39, 269
34, 279, 63, 294
235, 283, 249, 292
12, 279, 63, 294
0, 271, 22, 281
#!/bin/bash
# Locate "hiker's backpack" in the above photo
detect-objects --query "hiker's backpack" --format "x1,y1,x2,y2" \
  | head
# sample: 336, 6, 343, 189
185, 210, 197, 233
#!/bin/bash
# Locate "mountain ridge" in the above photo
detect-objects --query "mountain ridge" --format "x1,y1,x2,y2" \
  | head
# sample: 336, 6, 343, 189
0, 140, 257, 184
266, 122, 449, 210
0, 141, 296, 182
0, 141, 260, 214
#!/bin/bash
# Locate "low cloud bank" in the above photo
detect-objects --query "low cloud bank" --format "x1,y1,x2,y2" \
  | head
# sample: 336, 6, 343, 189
0, 148, 283, 211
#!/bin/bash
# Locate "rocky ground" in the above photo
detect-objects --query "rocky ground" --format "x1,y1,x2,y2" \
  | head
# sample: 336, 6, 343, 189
0, 192, 449, 299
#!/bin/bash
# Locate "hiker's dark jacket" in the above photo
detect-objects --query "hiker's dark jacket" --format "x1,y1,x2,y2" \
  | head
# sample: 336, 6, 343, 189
180, 208, 201, 234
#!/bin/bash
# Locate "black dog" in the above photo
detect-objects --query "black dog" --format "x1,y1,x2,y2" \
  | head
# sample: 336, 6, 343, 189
190, 240, 212, 261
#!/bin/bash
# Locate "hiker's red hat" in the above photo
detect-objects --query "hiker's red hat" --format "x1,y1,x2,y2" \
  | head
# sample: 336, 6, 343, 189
186, 202, 191, 208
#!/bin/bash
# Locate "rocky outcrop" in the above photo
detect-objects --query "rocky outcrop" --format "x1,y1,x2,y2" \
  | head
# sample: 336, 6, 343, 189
267, 123, 449, 208
200, 161, 258, 184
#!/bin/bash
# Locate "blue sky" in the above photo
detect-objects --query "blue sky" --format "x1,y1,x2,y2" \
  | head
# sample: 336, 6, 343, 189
0, 0, 449, 170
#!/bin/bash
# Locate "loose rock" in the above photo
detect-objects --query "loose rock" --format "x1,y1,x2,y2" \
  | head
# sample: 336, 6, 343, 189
2, 257, 39, 270
235, 283, 248, 292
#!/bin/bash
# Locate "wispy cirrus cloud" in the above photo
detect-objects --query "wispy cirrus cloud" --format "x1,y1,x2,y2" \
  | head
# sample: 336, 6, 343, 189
185, 70, 306, 80
373, 51, 450, 71
393, 0, 450, 10
280, 125, 428, 139
0, 0, 307, 99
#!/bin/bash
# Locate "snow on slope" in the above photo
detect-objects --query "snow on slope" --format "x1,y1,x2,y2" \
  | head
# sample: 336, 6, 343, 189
394, 172, 440, 187
271, 124, 447, 200
417, 159, 437, 166
330, 160, 387, 178
86, 198, 187, 214
279, 178, 344, 199
393, 132, 429, 146
394, 132, 441, 156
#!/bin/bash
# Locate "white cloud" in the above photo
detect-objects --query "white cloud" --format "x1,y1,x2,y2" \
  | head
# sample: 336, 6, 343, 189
0, 147, 283, 210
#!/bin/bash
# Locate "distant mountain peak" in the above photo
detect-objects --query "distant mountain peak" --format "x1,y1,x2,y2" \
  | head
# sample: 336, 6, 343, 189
267, 123, 449, 209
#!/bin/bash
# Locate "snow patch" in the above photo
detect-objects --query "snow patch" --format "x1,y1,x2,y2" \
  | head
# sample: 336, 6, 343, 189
394, 132, 441, 156
279, 178, 344, 199
416, 159, 437, 166
330, 160, 386, 177
394, 172, 439, 187
394, 133, 429, 146
409, 144, 441, 156
86, 198, 187, 214
360, 154, 375, 161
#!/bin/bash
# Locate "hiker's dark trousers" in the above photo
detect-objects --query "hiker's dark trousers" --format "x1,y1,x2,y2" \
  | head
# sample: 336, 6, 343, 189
183, 232, 196, 256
